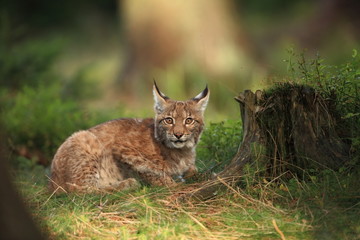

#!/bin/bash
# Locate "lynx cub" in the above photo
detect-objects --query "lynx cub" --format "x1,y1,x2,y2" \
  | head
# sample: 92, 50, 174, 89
49, 82, 209, 193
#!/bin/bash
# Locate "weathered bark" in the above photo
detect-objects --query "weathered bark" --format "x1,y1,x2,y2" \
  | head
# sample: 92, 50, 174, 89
187, 90, 264, 200
187, 84, 349, 201
260, 84, 349, 176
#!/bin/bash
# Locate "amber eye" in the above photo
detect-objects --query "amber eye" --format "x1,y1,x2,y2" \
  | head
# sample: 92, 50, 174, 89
185, 118, 193, 125
164, 117, 174, 124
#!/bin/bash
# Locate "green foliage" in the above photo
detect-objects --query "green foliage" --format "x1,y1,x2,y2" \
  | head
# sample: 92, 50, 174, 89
297, 50, 359, 122
196, 120, 242, 173
285, 49, 359, 120
0, 37, 63, 90
0, 18, 111, 165
1, 84, 98, 164
61, 64, 101, 101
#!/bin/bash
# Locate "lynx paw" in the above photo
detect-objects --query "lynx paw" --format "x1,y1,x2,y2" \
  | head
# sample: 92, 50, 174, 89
98, 178, 140, 192
121, 178, 140, 189
183, 165, 198, 179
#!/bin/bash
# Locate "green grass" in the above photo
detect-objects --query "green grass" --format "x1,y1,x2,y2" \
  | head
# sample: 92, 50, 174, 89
14, 166, 313, 240
14, 157, 360, 239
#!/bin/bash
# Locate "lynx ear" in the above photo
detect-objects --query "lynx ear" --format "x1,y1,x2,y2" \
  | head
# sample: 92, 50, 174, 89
153, 81, 169, 114
192, 85, 210, 113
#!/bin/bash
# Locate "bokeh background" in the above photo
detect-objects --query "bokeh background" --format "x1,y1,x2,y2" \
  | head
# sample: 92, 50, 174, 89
1, 2, 359, 238
1, 0, 359, 121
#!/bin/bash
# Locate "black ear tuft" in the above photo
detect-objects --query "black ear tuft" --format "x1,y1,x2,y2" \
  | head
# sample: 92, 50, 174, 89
153, 80, 169, 100
193, 85, 209, 101
192, 85, 210, 112
153, 81, 170, 114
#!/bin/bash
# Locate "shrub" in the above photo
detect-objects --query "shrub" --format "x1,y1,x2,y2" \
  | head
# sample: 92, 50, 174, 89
0, 38, 63, 90
196, 120, 243, 173
0, 23, 105, 166
1, 84, 99, 165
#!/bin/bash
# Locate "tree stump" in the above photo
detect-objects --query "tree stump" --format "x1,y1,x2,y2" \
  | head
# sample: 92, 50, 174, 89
187, 83, 349, 201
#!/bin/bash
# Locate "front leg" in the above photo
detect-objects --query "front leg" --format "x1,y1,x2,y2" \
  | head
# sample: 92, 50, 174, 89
183, 165, 198, 179
139, 172, 177, 187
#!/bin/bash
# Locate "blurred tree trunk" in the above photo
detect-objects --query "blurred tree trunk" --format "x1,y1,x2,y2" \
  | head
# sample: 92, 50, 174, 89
0, 129, 45, 239
188, 84, 350, 201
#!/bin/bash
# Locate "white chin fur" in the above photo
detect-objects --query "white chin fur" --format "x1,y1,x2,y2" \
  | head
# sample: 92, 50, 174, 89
166, 140, 195, 149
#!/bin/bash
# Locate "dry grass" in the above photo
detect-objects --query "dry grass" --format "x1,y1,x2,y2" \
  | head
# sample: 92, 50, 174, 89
15, 168, 313, 240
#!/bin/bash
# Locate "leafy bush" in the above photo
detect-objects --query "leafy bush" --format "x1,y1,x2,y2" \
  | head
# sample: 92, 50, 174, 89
1, 84, 99, 165
0, 37, 63, 90
196, 120, 242, 173
0, 20, 106, 166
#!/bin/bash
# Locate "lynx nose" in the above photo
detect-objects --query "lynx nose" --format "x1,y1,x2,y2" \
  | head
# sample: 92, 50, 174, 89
174, 132, 183, 139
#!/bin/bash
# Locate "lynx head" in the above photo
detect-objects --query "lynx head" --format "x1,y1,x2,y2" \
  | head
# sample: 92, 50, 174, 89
153, 82, 209, 149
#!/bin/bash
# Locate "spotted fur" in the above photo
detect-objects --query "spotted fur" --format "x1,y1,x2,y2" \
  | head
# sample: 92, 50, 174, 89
49, 83, 209, 193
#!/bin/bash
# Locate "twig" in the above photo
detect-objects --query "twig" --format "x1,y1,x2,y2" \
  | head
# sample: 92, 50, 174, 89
272, 219, 286, 240
44, 175, 67, 206
178, 207, 214, 237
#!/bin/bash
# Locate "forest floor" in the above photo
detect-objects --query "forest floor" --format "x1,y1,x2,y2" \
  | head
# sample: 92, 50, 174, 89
13, 159, 360, 240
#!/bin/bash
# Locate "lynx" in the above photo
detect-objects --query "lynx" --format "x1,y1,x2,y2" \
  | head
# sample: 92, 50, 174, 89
49, 82, 209, 193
